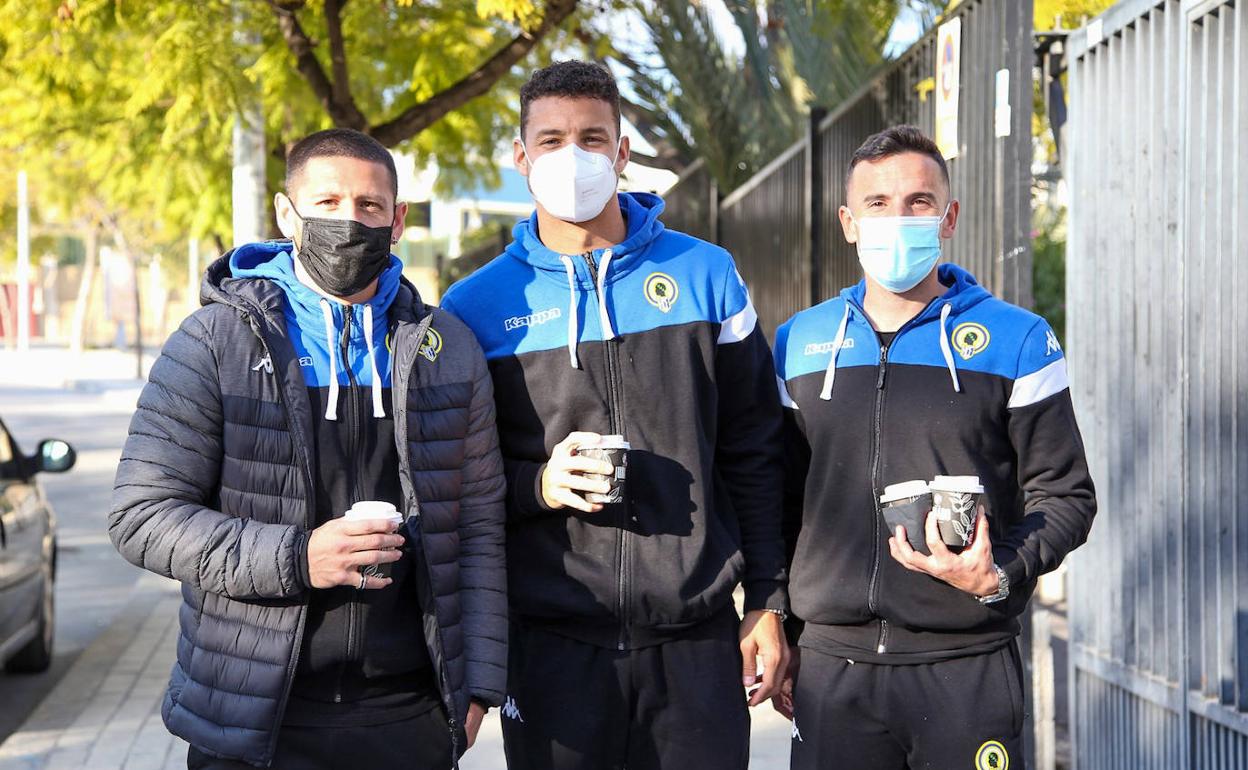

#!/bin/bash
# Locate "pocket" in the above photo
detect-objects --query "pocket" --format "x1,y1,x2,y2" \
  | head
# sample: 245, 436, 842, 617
998, 642, 1025, 736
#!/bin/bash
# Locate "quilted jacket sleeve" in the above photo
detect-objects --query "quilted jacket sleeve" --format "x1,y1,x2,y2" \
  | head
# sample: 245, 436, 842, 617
457, 336, 509, 707
109, 311, 308, 600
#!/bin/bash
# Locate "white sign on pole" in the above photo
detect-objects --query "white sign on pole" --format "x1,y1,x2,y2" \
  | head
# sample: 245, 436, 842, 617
935, 17, 962, 160
994, 68, 1012, 138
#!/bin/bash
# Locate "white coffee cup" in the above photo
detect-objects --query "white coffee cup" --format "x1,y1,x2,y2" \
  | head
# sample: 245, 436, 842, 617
343, 501, 404, 578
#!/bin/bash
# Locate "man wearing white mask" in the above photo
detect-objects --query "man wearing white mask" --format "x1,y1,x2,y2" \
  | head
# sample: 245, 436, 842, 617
441, 60, 789, 769
771, 126, 1096, 769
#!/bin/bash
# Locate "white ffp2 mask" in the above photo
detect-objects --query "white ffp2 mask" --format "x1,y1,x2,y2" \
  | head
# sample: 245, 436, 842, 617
523, 140, 621, 223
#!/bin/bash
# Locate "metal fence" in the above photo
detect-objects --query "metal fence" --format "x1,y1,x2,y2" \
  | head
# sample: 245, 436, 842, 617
1065, 0, 1248, 767
660, 0, 1034, 338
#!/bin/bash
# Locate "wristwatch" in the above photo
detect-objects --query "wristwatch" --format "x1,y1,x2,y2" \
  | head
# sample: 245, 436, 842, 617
977, 563, 1010, 604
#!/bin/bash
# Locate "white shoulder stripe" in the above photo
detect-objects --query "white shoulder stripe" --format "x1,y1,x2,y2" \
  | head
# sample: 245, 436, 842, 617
777, 375, 799, 410
1008, 358, 1069, 409
718, 297, 758, 344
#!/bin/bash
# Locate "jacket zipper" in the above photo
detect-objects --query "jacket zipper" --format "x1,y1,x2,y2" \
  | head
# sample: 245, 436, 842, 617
583, 250, 630, 651
334, 305, 361, 703
851, 297, 942, 656
395, 312, 461, 767
242, 308, 316, 764
868, 338, 889, 654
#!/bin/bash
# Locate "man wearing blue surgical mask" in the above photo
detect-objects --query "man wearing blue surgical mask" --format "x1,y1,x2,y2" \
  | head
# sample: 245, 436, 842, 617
441, 60, 790, 770
772, 126, 1096, 769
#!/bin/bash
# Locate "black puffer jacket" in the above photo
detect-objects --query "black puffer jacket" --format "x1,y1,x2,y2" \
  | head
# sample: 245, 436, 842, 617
109, 254, 507, 766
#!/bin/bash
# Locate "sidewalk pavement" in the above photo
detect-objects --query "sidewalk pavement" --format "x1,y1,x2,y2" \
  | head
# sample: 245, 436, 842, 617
0, 574, 795, 770
0, 346, 154, 392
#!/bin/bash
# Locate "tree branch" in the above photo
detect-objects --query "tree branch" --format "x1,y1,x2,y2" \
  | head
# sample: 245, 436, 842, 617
267, 0, 368, 131
324, 0, 356, 118
370, 0, 579, 147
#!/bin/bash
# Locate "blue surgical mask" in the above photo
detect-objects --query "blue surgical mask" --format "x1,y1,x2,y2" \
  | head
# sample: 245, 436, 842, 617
851, 204, 951, 293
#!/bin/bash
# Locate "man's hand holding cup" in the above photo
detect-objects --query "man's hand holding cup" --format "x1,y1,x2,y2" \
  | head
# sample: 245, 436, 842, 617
541, 431, 629, 514
307, 501, 405, 590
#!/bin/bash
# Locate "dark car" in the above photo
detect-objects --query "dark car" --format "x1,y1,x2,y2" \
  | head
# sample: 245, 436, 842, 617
0, 417, 74, 673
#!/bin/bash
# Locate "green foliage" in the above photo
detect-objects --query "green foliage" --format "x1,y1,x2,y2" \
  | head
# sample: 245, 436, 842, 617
0, 0, 576, 263
1035, 0, 1116, 30
614, 1, 936, 192
1031, 0, 1114, 332
1032, 203, 1066, 342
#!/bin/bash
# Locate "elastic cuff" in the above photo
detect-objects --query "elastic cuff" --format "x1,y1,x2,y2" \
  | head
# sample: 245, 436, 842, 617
470, 691, 504, 709
510, 461, 556, 518
743, 579, 788, 614
295, 533, 312, 590
993, 547, 1030, 594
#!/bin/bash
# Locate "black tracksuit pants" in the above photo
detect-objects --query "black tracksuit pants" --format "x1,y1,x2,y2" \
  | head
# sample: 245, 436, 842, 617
186, 707, 452, 770
791, 642, 1025, 770
501, 608, 750, 770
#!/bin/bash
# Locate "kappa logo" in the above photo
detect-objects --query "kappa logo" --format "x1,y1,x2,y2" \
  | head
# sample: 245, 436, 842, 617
804, 339, 854, 355
501, 696, 524, 722
251, 355, 273, 374
418, 328, 443, 363
975, 740, 1009, 770
505, 307, 562, 332
952, 322, 990, 360
791, 721, 803, 743
1045, 329, 1062, 356
644, 272, 679, 313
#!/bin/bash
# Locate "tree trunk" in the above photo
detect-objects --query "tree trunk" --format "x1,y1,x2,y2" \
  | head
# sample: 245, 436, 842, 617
69, 225, 99, 354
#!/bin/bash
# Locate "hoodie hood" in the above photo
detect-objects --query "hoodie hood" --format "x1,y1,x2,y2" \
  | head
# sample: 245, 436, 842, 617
505, 192, 666, 282
818, 263, 993, 400
496, 192, 665, 369
213, 239, 404, 420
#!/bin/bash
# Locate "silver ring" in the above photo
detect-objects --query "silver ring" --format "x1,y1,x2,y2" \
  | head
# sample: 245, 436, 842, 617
358, 571, 367, 590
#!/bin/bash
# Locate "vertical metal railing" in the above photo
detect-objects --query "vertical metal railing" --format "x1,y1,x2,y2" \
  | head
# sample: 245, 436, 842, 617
660, 0, 1034, 340
1066, 1, 1248, 767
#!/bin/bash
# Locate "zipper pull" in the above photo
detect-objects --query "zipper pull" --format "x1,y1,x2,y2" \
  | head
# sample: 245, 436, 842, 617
876, 346, 888, 389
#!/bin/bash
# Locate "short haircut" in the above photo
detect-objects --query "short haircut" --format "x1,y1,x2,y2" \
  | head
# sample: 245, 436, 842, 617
285, 128, 398, 198
520, 60, 621, 141
845, 125, 950, 191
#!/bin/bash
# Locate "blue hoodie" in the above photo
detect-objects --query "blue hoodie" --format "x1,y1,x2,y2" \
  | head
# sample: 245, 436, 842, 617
230, 242, 403, 418
774, 263, 1096, 662
441, 192, 789, 648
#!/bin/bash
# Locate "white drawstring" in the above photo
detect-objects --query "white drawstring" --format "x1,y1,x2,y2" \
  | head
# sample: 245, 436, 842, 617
559, 255, 580, 369
362, 303, 385, 418
819, 303, 852, 401
596, 249, 616, 340
938, 303, 962, 393
319, 299, 340, 421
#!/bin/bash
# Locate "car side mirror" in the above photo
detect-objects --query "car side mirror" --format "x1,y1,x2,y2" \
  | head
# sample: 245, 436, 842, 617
36, 439, 75, 474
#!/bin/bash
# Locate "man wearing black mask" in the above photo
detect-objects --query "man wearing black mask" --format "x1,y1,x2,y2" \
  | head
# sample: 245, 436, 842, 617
110, 128, 508, 768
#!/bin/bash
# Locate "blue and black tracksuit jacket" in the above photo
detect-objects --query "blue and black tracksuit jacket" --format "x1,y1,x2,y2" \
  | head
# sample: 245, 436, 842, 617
442, 192, 788, 649
775, 264, 1097, 663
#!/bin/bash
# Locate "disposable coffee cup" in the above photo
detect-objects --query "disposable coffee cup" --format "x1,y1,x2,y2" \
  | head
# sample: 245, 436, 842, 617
928, 476, 985, 549
575, 435, 630, 504
344, 501, 404, 579
880, 480, 933, 556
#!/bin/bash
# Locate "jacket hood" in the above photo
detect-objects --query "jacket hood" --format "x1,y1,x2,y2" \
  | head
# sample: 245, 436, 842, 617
201, 240, 411, 422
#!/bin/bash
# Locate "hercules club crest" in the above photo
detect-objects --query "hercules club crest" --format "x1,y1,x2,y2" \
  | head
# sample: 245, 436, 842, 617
644, 272, 679, 313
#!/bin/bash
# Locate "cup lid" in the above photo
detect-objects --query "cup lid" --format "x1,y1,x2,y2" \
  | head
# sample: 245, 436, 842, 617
344, 501, 402, 521
590, 434, 631, 450
880, 480, 930, 504
929, 475, 985, 494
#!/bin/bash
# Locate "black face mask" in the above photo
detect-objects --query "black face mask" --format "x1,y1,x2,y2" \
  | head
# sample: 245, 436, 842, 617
290, 203, 394, 298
